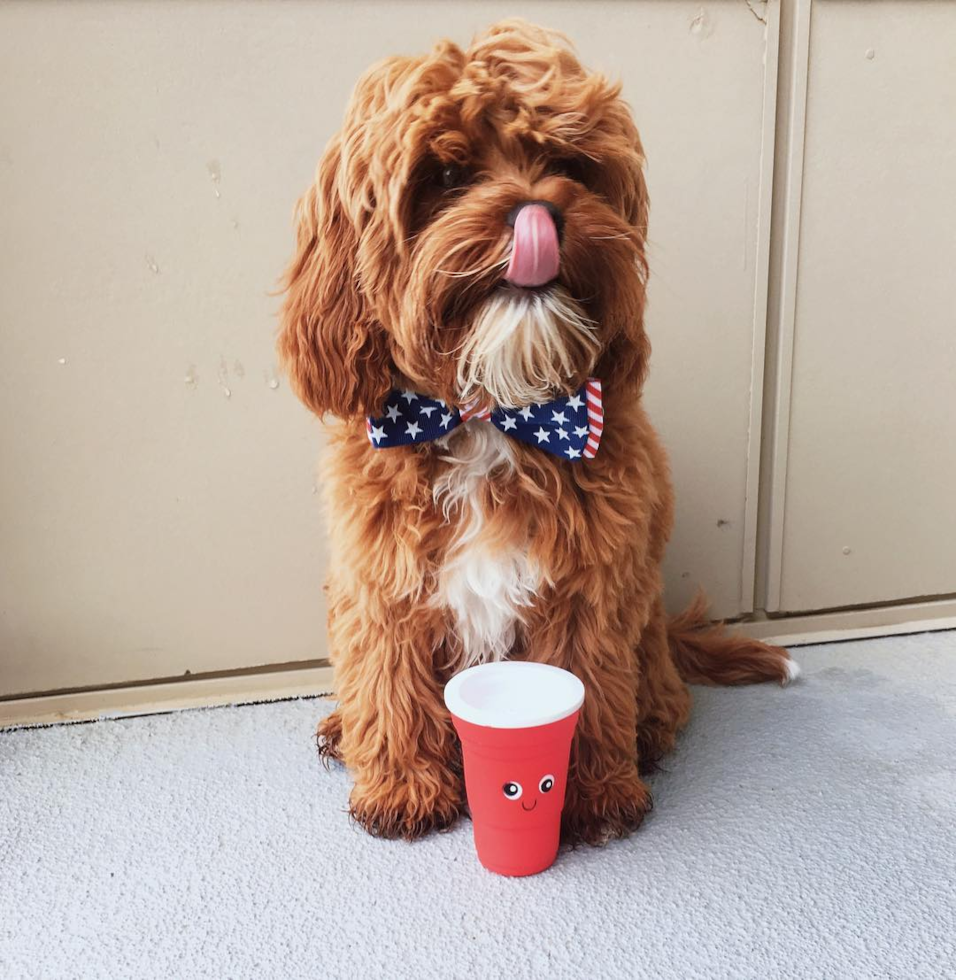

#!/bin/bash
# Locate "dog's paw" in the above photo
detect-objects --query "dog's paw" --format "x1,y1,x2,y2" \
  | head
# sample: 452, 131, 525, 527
561, 776, 652, 847
316, 711, 344, 768
349, 775, 462, 841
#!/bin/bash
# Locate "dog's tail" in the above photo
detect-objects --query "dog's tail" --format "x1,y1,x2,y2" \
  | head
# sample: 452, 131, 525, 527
667, 592, 799, 686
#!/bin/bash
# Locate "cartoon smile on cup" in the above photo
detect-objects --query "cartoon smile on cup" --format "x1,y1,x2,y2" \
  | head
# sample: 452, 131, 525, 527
493, 770, 560, 817
444, 661, 585, 877
504, 775, 550, 812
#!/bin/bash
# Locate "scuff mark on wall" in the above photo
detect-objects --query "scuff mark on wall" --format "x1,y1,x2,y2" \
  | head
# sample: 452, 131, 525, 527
207, 159, 222, 199
184, 365, 199, 389
217, 355, 231, 399
145, 253, 160, 274
689, 7, 712, 37
744, 0, 768, 25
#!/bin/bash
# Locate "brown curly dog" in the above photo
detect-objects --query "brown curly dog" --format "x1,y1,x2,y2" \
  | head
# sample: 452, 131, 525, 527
278, 19, 797, 845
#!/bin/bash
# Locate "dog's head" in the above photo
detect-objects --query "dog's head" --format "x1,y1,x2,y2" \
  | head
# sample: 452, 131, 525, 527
279, 20, 649, 419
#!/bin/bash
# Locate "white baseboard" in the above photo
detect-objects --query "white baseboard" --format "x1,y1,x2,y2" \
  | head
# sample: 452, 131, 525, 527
735, 597, 956, 648
0, 665, 335, 730
4, 597, 955, 729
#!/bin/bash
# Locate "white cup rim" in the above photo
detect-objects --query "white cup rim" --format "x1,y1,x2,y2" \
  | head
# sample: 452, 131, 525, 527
444, 661, 585, 730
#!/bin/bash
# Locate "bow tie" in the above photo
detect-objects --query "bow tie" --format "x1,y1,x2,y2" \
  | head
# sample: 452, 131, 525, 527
365, 379, 603, 461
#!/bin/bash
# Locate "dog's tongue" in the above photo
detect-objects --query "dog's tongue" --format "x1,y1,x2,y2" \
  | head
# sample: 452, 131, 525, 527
505, 204, 560, 288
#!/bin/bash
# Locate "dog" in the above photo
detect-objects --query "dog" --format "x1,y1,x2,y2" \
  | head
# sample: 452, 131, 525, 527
278, 20, 797, 844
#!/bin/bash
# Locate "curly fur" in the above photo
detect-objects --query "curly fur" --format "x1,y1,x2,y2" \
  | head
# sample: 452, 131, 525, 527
279, 20, 796, 844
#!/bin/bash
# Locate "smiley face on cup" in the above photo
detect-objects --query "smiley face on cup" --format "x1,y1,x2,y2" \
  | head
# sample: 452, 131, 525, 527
500, 773, 558, 813
468, 741, 567, 831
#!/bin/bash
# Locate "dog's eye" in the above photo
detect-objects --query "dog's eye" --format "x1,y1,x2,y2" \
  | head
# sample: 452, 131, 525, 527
502, 781, 523, 800
440, 163, 471, 190
539, 775, 555, 793
549, 157, 591, 186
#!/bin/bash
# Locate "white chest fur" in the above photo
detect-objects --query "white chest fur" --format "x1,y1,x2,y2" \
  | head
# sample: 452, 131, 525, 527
432, 422, 539, 668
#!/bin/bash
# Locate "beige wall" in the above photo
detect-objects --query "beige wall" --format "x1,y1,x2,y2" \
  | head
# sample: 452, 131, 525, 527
2, 0, 952, 705
0, 1, 776, 698
769, 0, 956, 612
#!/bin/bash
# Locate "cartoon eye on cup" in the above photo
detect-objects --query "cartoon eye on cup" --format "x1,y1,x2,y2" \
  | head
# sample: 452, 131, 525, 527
502, 781, 523, 801
539, 774, 555, 793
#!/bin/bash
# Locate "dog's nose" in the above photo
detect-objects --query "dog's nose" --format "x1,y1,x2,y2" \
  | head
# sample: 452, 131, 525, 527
504, 201, 561, 288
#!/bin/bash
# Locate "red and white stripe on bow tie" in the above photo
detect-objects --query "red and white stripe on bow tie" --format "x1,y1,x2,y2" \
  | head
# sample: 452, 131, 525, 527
458, 400, 492, 423
583, 379, 604, 459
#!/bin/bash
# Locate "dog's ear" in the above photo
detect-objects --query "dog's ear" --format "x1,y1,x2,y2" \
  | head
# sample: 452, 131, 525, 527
278, 138, 392, 420
597, 130, 652, 395
623, 166, 649, 249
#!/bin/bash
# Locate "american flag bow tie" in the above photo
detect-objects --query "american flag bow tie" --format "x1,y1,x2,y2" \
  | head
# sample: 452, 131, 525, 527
366, 379, 604, 461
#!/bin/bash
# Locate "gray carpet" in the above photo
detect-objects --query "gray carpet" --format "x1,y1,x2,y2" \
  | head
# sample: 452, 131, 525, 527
2, 633, 955, 979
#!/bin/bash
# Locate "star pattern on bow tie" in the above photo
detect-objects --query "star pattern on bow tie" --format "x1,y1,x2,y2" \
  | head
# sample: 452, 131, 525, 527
365, 380, 603, 461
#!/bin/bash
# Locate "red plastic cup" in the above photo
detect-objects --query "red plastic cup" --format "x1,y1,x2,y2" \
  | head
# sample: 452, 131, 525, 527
444, 662, 585, 877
